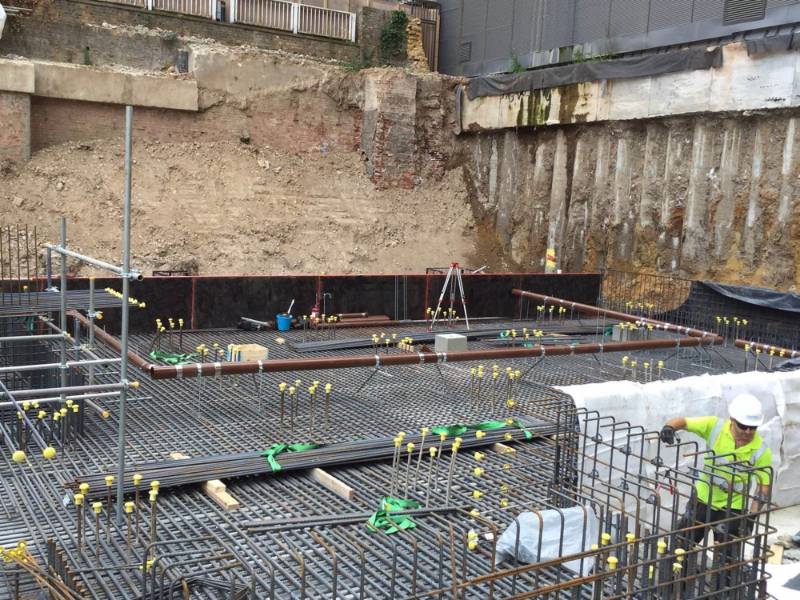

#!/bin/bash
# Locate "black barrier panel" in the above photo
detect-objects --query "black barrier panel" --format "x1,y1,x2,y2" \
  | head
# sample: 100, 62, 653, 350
41, 273, 603, 333
193, 276, 319, 329
53, 276, 193, 335
665, 281, 800, 349
423, 273, 603, 320
318, 276, 402, 319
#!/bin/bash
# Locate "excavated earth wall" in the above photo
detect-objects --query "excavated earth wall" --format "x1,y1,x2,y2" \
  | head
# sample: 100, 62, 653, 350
455, 112, 800, 290
1, 3, 798, 288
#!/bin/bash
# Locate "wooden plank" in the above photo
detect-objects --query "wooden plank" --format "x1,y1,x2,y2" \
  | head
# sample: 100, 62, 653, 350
768, 544, 784, 564
169, 451, 241, 511
202, 481, 241, 511
309, 468, 355, 501
491, 442, 517, 455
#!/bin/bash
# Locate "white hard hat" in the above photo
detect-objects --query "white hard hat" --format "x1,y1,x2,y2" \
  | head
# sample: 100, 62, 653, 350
729, 394, 764, 427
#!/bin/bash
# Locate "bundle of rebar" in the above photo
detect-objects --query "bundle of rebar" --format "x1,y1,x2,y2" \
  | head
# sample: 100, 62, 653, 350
67, 419, 557, 500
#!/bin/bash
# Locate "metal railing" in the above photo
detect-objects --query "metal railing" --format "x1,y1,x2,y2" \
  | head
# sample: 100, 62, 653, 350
298, 3, 355, 41
96, 0, 356, 43
237, 0, 293, 31
154, 0, 212, 18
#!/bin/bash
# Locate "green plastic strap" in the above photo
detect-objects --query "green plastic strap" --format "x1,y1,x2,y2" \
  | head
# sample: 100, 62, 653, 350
24, 316, 36, 332
262, 443, 320, 472
366, 497, 421, 535
148, 350, 197, 365
431, 419, 533, 440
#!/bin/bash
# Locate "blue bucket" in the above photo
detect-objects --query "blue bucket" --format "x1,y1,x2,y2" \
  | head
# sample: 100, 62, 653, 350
276, 313, 292, 331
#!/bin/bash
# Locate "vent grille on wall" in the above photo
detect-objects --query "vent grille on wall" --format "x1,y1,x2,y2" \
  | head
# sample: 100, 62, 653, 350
723, 0, 767, 24
459, 41, 472, 63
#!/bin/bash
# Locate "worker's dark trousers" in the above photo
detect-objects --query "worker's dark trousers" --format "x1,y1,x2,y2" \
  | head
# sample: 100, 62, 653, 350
677, 495, 753, 595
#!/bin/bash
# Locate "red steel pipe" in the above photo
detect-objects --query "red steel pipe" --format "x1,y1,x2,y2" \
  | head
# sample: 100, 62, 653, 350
68, 310, 153, 371
511, 289, 722, 343
734, 339, 799, 359
148, 336, 711, 379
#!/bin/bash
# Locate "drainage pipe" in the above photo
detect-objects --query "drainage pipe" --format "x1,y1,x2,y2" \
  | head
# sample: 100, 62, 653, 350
148, 336, 714, 380
734, 339, 800, 359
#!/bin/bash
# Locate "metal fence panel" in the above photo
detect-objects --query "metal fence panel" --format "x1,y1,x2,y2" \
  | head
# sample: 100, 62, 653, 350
609, 0, 649, 37
511, 0, 535, 61
573, 0, 610, 44
486, 0, 513, 29
484, 25, 512, 62
298, 4, 353, 40
648, 0, 694, 30
155, 0, 211, 17
439, 4, 463, 72
229, 0, 292, 29
541, 0, 574, 51
436, 0, 800, 75
462, 0, 487, 67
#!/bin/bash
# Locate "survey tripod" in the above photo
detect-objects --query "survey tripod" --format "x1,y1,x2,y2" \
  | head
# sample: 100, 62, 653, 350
429, 262, 470, 331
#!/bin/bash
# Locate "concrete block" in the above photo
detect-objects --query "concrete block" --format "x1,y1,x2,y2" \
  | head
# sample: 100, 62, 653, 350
33, 61, 198, 111
0, 59, 35, 93
435, 333, 467, 353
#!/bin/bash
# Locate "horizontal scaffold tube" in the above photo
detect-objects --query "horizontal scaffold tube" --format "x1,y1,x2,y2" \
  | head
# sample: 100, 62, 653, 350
734, 339, 800, 359
511, 289, 723, 343
148, 336, 713, 379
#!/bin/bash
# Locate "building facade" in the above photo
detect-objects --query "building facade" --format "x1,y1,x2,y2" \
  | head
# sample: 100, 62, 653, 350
439, 0, 800, 76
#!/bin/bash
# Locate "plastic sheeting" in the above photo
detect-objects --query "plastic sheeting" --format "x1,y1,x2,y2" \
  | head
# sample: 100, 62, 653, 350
0, 4, 6, 40
496, 506, 599, 576
560, 370, 800, 507
702, 281, 800, 313
464, 47, 722, 100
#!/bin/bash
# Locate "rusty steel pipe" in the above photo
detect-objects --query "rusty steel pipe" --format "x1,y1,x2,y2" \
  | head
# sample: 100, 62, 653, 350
734, 339, 800, 359
147, 336, 711, 380
512, 289, 722, 343
68, 310, 153, 371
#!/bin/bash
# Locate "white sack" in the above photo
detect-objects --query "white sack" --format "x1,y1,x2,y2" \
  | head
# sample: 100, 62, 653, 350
496, 505, 600, 576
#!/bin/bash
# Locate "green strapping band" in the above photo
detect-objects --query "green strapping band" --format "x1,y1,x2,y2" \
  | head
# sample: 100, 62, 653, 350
431, 419, 533, 440
366, 496, 421, 535
262, 443, 320, 472
24, 316, 36, 333
148, 350, 197, 365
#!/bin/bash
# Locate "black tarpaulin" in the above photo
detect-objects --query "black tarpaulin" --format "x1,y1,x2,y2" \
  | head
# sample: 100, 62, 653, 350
464, 47, 723, 100
702, 281, 800, 314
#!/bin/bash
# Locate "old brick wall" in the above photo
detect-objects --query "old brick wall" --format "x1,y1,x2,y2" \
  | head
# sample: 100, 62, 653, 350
0, 92, 31, 165
0, 0, 360, 70
30, 93, 361, 154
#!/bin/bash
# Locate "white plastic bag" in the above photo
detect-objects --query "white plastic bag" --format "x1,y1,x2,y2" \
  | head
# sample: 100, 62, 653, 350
0, 4, 6, 40
496, 505, 599, 576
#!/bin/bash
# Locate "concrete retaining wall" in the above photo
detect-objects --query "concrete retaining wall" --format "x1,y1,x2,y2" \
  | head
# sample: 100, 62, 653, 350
457, 108, 800, 290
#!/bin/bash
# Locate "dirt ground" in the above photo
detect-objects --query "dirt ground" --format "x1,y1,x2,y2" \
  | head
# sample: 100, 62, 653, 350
1, 139, 485, 275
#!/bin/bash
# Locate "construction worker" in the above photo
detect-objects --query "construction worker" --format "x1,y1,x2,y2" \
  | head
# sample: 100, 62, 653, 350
660, 394, 772, 551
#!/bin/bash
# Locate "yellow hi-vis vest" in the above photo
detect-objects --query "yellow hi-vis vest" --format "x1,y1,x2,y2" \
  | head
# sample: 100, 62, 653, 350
685, 416, 772, 510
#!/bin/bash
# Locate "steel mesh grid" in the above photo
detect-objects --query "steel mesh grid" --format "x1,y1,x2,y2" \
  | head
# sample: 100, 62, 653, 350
0, 316, 775, 599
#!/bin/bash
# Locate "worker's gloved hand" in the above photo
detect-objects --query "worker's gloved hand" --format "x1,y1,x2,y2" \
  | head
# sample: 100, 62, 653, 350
660, 425, 676, 444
